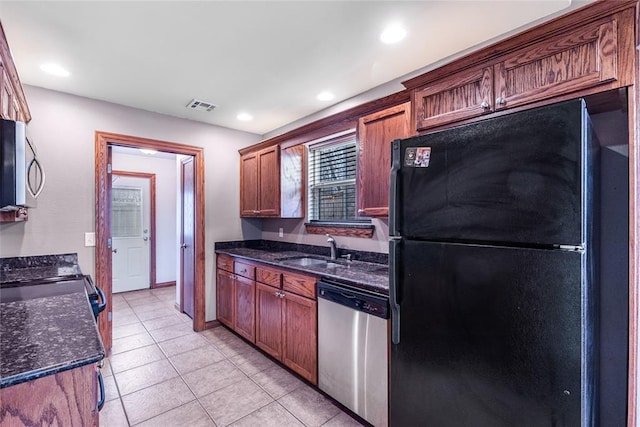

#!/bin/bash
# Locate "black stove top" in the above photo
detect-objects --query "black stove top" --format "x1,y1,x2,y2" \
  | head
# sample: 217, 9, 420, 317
1, 274, 105, 319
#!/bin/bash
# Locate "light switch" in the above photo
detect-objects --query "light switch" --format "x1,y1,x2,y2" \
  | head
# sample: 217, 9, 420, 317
85, 232, 96, 247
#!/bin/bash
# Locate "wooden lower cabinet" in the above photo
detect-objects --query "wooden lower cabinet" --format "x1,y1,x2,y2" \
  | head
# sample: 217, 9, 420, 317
217, 256, 318, 385
216, 269, 235, 328
235, 276, 256, 342
0, 364, 98, 426
282, 291, 317, 384
255, 282, 283, 359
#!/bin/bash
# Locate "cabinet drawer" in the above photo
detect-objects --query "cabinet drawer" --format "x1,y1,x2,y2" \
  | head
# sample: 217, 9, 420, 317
256, 266, 282, 288
283, 272, 316, 300
216, 255, 234, 272
234, 261, 255, 280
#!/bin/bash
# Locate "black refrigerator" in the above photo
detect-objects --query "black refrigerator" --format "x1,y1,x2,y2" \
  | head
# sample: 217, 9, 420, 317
388, 99, 598, 426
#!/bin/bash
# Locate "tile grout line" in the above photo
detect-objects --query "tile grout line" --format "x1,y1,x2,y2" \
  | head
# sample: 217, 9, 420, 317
110, 289, 358, 427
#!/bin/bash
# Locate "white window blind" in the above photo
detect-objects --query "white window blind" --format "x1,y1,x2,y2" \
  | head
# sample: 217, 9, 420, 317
307, 133, 358, 222
112, 187, 143, 238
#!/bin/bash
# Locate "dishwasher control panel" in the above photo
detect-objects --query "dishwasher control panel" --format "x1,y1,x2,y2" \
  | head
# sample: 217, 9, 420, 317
318, 280, 389, 319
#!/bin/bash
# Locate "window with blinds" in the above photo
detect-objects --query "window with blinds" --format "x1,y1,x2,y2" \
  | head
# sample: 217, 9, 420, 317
308, 132, 360, 222
112, 187, 143, 238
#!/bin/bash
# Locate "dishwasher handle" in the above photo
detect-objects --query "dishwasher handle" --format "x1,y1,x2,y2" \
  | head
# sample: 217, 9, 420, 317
317, 280, 389, 319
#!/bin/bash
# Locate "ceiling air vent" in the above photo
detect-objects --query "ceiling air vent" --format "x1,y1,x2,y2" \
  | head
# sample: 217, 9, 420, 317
186, 98, 216, 112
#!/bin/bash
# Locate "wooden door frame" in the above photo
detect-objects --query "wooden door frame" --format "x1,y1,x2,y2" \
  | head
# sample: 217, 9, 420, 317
179, 156, 194, 314
95, 131, 205, 355
112, 170, 157, 289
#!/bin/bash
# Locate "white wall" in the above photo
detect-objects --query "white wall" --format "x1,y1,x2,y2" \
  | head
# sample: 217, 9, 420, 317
112, 151, 178, 285
0, 85, 262, 321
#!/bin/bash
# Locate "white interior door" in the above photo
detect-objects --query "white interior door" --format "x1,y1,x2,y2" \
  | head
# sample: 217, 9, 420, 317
112, 176, 151, 293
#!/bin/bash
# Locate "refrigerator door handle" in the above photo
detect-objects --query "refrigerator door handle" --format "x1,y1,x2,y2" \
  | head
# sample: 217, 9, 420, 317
389, 238, 402, 344
389, 139, 402, 237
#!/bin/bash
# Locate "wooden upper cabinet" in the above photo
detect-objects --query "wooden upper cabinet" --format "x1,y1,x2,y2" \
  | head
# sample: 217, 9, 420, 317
357, 102, 411, 217
257, 146, 280, 216
240, 152, 259, 216
240, 146, 281, 217
494, 12, 626, 111
414, 66, 493, 131
0, 23, 30, 122
240, 143, 305, 218
280, 145, 305, 218
406, 2, 635, 132
1, 63, 12, 120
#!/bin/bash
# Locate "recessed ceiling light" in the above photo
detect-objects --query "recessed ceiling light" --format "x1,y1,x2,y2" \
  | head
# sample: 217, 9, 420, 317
40, 63, 70, 77
237, 113, 253, 121
317, 91, 335, 101
139, 149, 157, 155
380, 25, 407, 44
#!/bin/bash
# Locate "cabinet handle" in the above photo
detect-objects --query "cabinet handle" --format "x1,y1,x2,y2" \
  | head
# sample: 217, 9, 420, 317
496, 97, 506, 106
357, 209, 365, 214
480, 101, 490, 109
253, 210, 260, 214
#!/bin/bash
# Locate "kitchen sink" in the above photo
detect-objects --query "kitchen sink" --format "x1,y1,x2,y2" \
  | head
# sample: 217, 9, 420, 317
277, 256, 342, 269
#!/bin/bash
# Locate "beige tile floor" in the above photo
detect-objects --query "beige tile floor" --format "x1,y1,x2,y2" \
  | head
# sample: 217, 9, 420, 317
100, 286, 366, 426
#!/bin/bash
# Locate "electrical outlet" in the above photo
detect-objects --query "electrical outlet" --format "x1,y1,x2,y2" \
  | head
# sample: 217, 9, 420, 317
84, 232, 96, 247
279, 228, 284, 238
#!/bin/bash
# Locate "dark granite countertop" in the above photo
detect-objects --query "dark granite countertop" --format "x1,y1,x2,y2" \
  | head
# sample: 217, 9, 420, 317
215, 241, 389, 295
0, 254, 105, 389
1, 253, 83, 284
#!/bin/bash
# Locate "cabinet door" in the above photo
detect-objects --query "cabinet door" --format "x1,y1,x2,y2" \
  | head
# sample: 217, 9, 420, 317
216, 269, 235, 328
1, 65, 13, 120
414, 66, 493, 131
357, 102, 411, 217
494, 15, 621, 111
257, 146, 280, 216
0, 364, 98, 426
240, 152, 258, 216
235, 276, 256, 342
255, 282, 283, 359
282, 291, 318, 385
280, 145, 305, 218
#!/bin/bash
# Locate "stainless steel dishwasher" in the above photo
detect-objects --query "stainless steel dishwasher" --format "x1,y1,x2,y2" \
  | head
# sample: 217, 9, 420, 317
317, 279, 389, 427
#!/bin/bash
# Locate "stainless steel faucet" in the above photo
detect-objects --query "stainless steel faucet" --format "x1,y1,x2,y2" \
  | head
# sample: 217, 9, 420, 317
326, 234, 337, 260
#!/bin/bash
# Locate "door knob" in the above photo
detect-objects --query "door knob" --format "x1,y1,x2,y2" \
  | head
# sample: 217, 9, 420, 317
143, 236, 149, 241
181, 243, 187, 249
112, 249, 118, 253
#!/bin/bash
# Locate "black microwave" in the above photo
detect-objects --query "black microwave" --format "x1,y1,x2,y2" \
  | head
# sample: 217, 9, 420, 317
1, 119, 43, 211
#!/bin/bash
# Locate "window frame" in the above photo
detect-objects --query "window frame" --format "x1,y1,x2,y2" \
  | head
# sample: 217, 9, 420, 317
303, 130, 374, 238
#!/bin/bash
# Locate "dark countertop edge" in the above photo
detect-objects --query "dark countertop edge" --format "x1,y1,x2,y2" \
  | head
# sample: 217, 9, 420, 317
303, 222, 375, 229
214, 239, 389, 265
0, 351, 105, 389
215, 247, 389, 295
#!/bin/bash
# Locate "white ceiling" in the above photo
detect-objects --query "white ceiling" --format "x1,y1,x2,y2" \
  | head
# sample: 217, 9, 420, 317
1, 1, 595, 136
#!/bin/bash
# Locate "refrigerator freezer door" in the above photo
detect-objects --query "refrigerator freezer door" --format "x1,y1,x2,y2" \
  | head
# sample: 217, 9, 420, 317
389, 240, 595, 427
392, 99, 591, 246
